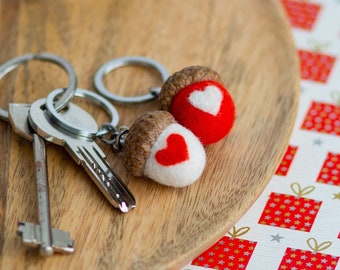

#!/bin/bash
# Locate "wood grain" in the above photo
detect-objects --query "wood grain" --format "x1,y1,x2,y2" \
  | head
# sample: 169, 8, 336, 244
0, 0, 299, 269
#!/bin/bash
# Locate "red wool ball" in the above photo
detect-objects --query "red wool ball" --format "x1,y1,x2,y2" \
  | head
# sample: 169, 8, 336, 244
170, 80, 235, 145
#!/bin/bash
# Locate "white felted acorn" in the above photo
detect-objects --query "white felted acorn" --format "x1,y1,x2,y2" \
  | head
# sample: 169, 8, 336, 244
121, 111, 206, 187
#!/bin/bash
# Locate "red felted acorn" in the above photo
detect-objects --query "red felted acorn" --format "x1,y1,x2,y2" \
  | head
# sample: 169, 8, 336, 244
121, 111, 206, 187
159, 66, 235, 145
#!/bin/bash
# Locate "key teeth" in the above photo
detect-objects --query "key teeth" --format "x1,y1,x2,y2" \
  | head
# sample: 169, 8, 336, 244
17, 222, 25, 237
77, 145, 136, 212
17, 221, 40, 247
16, 221, 75, 254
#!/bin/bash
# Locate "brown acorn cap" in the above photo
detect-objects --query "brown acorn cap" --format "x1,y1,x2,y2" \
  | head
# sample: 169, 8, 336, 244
159, 66, 221, 111
122, 111, 175, 177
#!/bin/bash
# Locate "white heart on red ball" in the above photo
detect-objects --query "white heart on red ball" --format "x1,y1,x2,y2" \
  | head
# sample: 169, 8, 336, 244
144, 123, 206, 187
188, 85, 223, 116
170, 80, 235, 145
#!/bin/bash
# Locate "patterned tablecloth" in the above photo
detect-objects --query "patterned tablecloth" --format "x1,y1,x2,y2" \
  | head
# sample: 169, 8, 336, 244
183, 1, 340, 269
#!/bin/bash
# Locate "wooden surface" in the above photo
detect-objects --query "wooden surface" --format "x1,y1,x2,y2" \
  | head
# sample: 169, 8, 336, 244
0, 0, 299, 269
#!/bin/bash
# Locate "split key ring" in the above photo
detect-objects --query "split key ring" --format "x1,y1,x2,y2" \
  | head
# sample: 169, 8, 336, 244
94, 56, 169, 103
45, 88, 119, 138
0, 52, 77, 121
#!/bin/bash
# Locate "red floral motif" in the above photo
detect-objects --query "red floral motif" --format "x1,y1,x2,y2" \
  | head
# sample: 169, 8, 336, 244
281, 0, 321, 30
301, 101, 340, 136
258, 183, 322, 232
298, 50, 336, 83
278, 238, 339, 269
316, 152, 340, 186
191, 227, 256, 269
275, 145, 298, 176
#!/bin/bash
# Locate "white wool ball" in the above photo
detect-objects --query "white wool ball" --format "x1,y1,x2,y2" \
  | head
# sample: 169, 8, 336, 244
144, 123, 206, 187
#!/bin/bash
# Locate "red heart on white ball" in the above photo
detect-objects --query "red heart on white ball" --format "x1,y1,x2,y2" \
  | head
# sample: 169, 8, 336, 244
144, 123, 206, 187
155, 133, 189, 166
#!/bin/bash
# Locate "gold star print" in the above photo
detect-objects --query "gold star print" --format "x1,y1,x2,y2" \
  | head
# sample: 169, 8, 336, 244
333, 192, 340, 200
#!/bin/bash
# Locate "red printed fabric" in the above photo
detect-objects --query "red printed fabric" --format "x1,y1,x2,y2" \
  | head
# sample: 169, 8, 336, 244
191, 236, 256, 269
278, 247, 339, 270
298, 50, 336, 83
275, 145, 298, 176
301, 101, 340, 136
184, 1, 340, 269
258, 193, 322, 232
281, 0, 321, 30
316, 152, 340, 186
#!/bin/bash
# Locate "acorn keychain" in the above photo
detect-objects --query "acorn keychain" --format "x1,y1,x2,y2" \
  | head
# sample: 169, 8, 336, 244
94, 56, 236, 146
159, 65, 235, 145
99, 110, 206, 188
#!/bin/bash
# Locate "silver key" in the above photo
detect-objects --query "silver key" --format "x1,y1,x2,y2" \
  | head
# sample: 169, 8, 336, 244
8, 103, 74, 256
28, 99, 136, 213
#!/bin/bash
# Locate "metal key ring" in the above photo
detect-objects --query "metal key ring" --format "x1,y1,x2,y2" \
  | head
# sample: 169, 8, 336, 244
0, 53, 77, 121
94, 56, 169, 103
45, 88, 119, 138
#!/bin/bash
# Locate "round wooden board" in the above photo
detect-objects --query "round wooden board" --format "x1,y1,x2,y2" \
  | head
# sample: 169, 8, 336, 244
0, 0, 299, 269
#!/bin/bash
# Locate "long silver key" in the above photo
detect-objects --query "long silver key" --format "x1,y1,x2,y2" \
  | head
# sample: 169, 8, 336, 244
28, 98, 136, 213
9, 103, 74, 256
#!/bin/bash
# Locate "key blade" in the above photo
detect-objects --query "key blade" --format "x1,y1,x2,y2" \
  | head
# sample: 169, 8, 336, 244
33, 133, 54, 256
76, 144, 136, 212
28, 98, 136, 212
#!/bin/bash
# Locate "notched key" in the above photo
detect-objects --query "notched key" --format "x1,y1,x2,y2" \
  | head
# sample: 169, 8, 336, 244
9, 103, 74, 256
28, 98, 136, 212
77, 144, 131, 212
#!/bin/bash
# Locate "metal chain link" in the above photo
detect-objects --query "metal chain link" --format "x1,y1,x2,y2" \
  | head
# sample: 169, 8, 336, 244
96, 123, 129, 153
